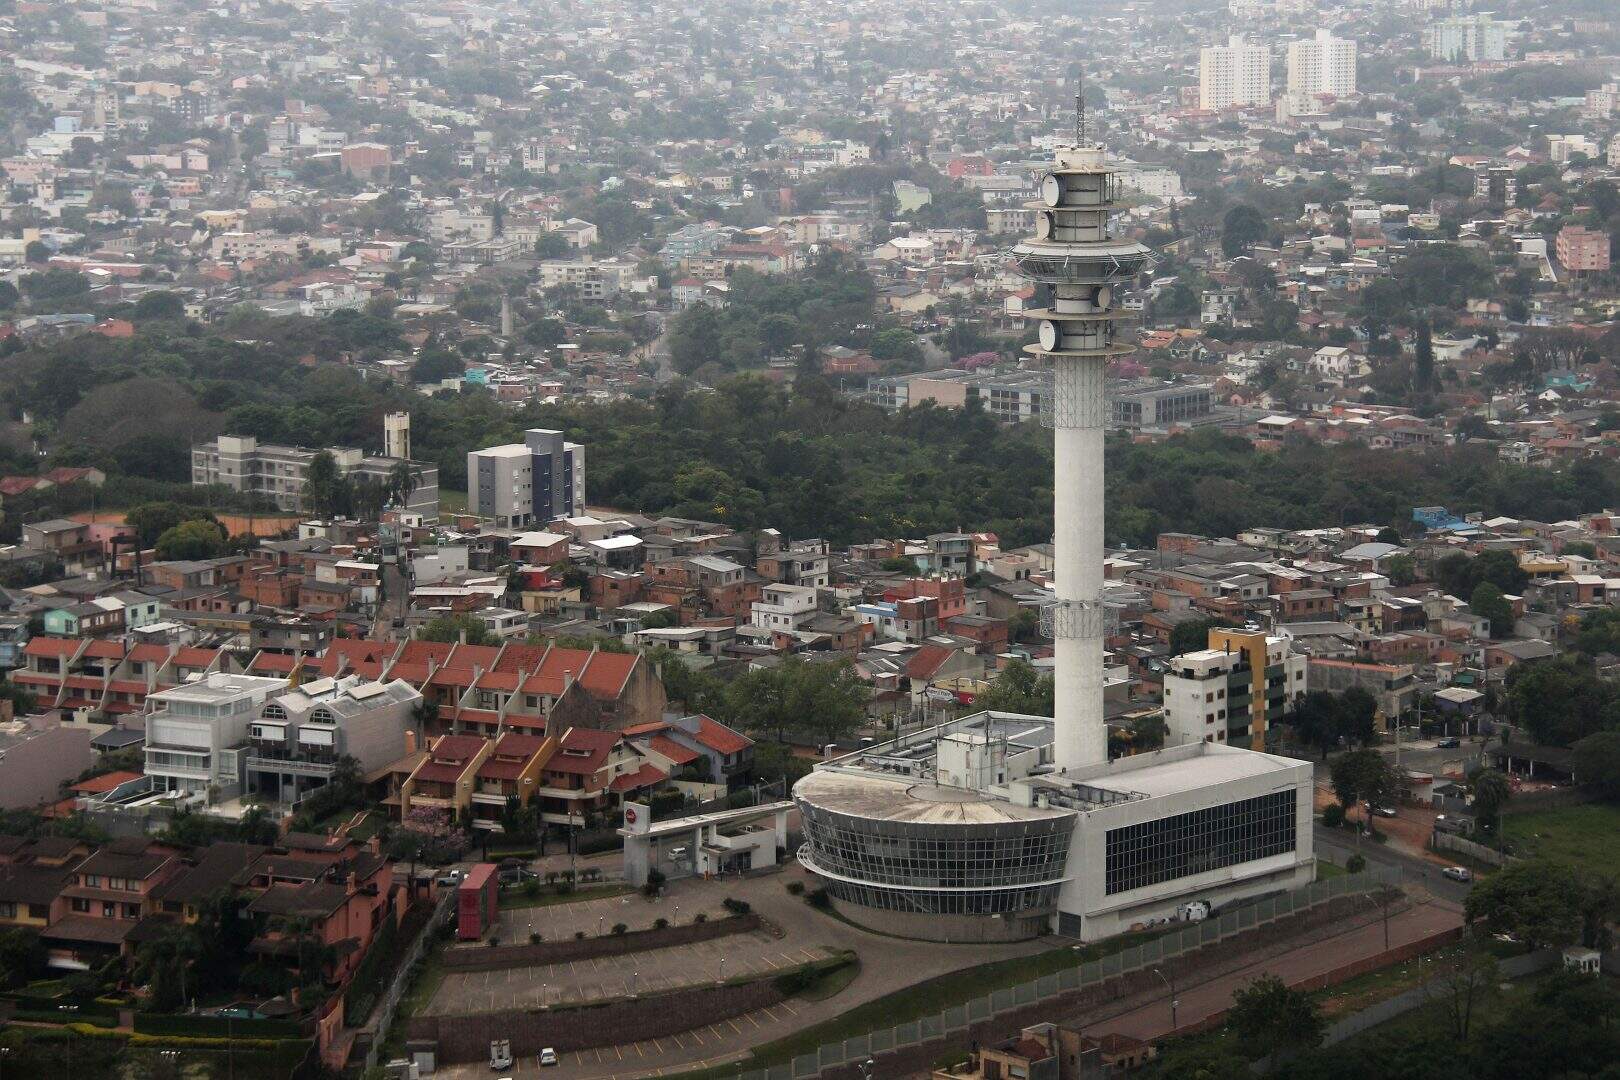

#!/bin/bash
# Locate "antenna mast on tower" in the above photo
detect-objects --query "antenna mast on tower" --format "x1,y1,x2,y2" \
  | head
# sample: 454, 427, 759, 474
1074, 67, 1088, 147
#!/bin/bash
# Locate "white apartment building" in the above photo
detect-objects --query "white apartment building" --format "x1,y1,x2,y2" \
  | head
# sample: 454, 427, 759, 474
750, 584, 819, 632
245, 676, 421, 806
210, 232, 342, 261
1424, 16, 1508, 62
1161, 639, 1308, 749
1200, 36, 1271, 110
192, 435, 440, 521
1118, 166, 1185, 200
1584, 83, 1619, 120
1287, 30, 1357, 99
467, 428, 585, 530
144, 674, 292, 799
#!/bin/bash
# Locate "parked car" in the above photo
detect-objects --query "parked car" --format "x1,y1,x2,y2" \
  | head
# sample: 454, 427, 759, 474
1437, 737, 1461, 749
490, 1038, 513, 1071
1368, 804, 1398, 818
435, 869, 465, 888
1434, 813, 1474, 835
498, 866, 538, 887
539, 1048, 559, 1067
1441, 866, 1473, 883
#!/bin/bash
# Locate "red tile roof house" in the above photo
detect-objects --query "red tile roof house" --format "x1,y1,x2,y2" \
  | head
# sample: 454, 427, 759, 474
315, 638, 668, 739
531, 727, 665, 828
623, 713, 754, 786
45, 838, 184, 970
244, 840, 397, 987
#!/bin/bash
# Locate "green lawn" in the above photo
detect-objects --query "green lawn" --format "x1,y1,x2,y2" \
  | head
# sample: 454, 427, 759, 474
439, 489, 468, 514
1502, 803, 1620, 874
1316, 859, 1348, 882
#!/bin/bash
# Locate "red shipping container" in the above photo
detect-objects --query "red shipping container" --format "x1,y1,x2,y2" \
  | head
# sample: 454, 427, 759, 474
457, 863, 499, 941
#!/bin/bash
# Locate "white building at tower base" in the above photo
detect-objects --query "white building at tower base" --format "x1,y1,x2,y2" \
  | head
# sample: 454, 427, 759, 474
794, 711, 1314, 943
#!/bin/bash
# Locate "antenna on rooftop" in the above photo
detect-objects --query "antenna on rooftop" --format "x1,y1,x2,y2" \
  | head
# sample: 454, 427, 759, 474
1074, 66, 1089, 147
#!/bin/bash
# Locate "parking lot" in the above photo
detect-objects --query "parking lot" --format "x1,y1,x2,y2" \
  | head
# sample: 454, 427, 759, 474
482, 888, 731, 945
429, 926, 832, 1015
433, 997, 807, 1079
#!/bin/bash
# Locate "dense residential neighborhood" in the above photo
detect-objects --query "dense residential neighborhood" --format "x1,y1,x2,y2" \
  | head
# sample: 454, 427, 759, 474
1, 0, 1620, 1077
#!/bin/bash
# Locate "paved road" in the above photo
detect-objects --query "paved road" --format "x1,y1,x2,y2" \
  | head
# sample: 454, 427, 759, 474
1315, 826, 1471, 906
1062, 897, 1462, 1043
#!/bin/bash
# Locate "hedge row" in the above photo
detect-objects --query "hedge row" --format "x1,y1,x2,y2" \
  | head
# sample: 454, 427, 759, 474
132, 1012, 305, 1039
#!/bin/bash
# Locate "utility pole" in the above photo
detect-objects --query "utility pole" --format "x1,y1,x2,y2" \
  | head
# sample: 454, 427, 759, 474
1152, 967, 1179, 1033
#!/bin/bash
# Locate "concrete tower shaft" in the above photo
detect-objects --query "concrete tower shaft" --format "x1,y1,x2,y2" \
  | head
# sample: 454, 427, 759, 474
1012, 143, 1154, 773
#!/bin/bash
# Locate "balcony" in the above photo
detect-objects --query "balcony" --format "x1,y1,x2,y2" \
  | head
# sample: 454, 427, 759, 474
245, 755, 336, 779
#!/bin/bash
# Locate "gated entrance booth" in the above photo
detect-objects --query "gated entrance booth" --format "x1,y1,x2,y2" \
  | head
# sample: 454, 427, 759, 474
619, 800, 793, 886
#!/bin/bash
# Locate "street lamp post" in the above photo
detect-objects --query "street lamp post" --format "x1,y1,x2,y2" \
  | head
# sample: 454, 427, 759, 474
1371, 891, 1391, 952
1152, 967, 1179, 1032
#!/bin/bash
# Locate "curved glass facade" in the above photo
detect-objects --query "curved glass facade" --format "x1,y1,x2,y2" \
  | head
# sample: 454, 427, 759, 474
796, 799, 1075, 916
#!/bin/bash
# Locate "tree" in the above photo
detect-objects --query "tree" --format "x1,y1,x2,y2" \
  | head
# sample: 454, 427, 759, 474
411, 347, 465, 384
1574, 607, 1620, 657
1330, 749, 1399, 817
1285, 690, 1343, 758
1467, 766, 1512, 834
721, 657, 868, 750
536, 233, 572, 259
669, 303, 724, 374
1385, 554, 1417, 587
1465, 860, 1584, 949
238, 806, 279, 845
1285, 689, 1376, 758
302, 449, 352, 519
1470, 582, 1513, 639
1440, 950, 1498, 1040
974, 658, 1054, 716
1572, 730, 1620, 798
1413, 320, 1435, 393
135, 924, 201, 1011
1170, 616, 1222, 655
154, 518, 228, 560
388, 460, 421, 509
126, 502, 217, 547
1221, 204, 1268, 259
24, 240, 49, 264
132, 291, 185, 322
0, 927, 45, 989
418, 613, 496, 647
499, 795, 539, 845
1504, 656, 1611, 747
1228, 974, 1325, 1070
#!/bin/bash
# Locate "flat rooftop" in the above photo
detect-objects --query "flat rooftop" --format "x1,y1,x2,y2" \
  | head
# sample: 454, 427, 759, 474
795, 768, 1069, 825
1066, 746, 1303, 799
803, 711, 1309, 820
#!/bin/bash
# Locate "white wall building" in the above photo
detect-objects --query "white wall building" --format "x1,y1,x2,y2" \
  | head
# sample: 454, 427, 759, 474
1200, 35, 1272, 110
750, 583, 818, 631
1287, 29, 1357, 99
144, 674, 292, 800
1162, 641, 1308, 748
1423, 16, 1508, 62
796, 713, 1315, 943
467, 429, 586, 530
